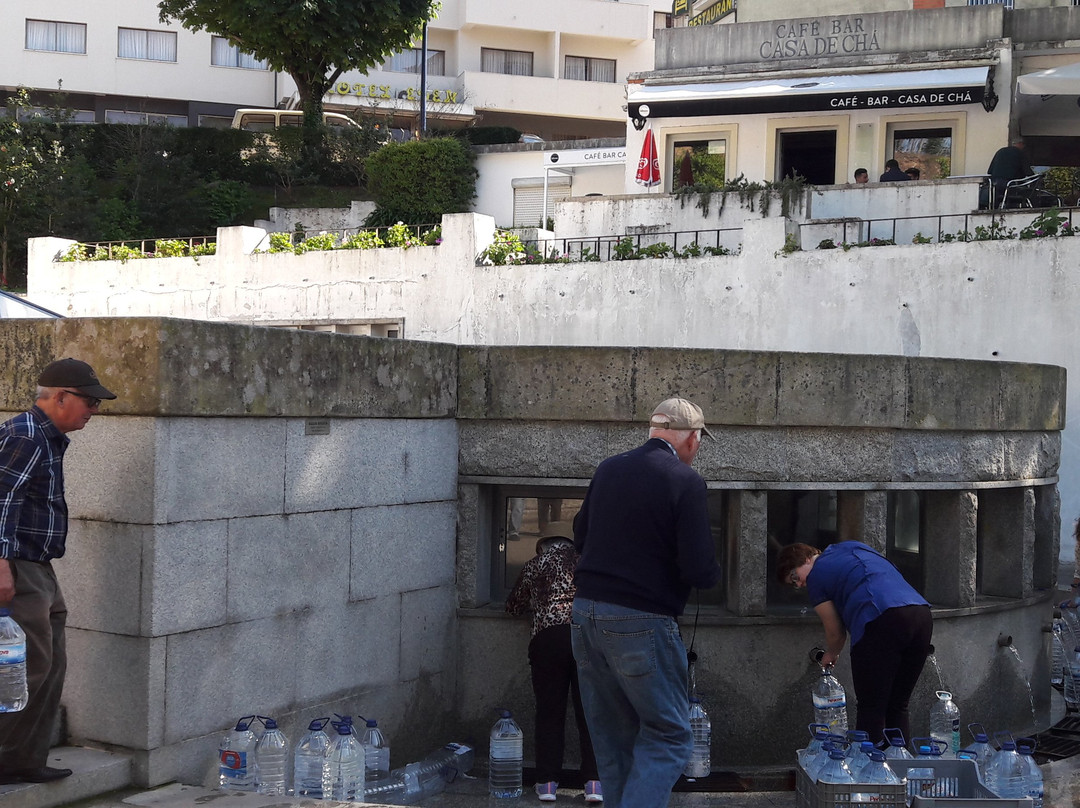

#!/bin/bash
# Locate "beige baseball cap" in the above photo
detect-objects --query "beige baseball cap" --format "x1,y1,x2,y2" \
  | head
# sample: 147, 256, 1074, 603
650, 398, 715, 439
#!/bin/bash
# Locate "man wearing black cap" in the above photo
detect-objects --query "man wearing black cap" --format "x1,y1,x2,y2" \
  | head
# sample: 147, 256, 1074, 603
571, 398, 721, 808
0, 358, 116, 784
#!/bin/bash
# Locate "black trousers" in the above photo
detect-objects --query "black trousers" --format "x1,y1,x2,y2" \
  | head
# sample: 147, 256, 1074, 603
0, 560, 67, 770
529, 624, 598, 783
850, 604, 933, 747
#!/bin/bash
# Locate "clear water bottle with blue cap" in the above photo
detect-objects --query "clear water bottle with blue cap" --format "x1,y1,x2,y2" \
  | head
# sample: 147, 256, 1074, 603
859, 749, 901, 785
966, 723, 994, 782
323, 717, 365, 800
1052, 617, 1066, 687
843, 730, 869, 767
293, 718, 331, 798
1016, 738, 1044, 808
849, 740, 877, 780
806, 740, 841, 781
799, 724, 831, 770
358, 715, 391, 776
0, 608, 27, 713
488, 708, 523, 798
810, 650, 848, 734
986, 737, 1025, 800
817, 749, 855, 784
254, 715, 290, 795
219, 715, 258, 791
883, 728, 913, 761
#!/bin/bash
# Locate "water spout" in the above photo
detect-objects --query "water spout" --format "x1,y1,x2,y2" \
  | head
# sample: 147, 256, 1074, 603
998, 633, 1014, 647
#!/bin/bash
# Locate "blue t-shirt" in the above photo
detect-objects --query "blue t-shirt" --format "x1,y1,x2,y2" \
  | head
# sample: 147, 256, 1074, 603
806, 541, 928, 647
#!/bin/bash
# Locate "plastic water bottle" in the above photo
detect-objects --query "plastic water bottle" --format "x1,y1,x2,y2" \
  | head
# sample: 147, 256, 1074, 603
219, 716, 258, 791
986, 738, 1026, 800
363, 743, 476, 804
799, 724, 831, 770
293, 718, 331, 799
684, 697, 711, 778
0, 609, 28, 713
1052, 617, 1066, 687
488, 708, 523, 798
254, 715, 290, 795
883, 728, 914, 761
1066, 645, 1080, 706
849, 741, 877, 779
812, 665, 848, 734
817, 749, 855, 784
1017, 738, 1044, 808
806, 740, 842, 781
860, 750, 901, 785
359, 716, 391, 776
1061, 603, 1080, 651
966, 723, 994, 782
930, 691, 960, 758
324, 718, 365, 801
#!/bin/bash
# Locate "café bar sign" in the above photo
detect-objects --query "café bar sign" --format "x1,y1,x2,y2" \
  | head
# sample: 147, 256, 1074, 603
544, 147, 627, 167
628, 79, 985, 119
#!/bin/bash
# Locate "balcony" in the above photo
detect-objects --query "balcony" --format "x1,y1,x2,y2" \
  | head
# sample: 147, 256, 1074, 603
461, 70, 627, 120
437, 0, 653, 42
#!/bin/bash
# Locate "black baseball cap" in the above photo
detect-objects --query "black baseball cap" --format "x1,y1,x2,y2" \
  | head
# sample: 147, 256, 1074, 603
37, 358, 117, 399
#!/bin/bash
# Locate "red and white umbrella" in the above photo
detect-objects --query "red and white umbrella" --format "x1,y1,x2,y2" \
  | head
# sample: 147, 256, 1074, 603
635, 127, 660, 189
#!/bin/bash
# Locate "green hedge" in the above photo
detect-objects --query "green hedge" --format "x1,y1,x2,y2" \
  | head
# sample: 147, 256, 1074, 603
364, 137, 478, 226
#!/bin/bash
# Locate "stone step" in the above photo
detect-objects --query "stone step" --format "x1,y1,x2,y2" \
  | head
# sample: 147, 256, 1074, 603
0, 747, 132, 808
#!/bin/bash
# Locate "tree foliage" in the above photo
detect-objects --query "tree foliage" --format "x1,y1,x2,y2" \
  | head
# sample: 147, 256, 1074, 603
364, 138, 477, 226
157, 0, 438, 131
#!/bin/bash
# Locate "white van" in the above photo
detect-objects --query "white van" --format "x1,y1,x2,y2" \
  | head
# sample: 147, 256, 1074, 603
230, 109, 360, 131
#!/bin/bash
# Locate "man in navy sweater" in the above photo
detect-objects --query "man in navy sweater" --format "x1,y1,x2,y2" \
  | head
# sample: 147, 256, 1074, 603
571, 398, 722, 808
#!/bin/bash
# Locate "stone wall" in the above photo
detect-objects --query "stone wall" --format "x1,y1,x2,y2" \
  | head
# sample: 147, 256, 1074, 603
0, 318, 459, 787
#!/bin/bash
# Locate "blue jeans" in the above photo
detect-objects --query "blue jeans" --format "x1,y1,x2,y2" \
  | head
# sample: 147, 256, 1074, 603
570, 598, 691, 808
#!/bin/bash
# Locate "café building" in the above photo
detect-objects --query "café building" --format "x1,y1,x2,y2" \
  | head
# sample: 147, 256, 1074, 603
625, 4, 1079, 190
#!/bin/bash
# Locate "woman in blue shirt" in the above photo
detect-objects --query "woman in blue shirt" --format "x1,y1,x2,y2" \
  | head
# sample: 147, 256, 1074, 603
777, 541, 933, 745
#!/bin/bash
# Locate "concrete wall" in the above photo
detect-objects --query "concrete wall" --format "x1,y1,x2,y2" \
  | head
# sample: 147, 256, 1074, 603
0, 318, 459, 787
451, 346, 1063, 766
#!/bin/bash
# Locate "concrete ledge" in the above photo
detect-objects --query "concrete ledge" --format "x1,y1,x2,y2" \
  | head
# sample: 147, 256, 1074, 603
0, 746, 132, 808
0, 318, 457, 419
458, 345, 1065, 431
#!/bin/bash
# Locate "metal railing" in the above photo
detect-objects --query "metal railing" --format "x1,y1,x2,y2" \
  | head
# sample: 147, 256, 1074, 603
799, 206, 1079, 249
510, 227, 744, 264
76, 235, 216, 258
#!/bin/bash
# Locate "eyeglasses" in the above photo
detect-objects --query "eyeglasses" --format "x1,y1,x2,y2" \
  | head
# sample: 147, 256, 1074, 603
63, 390, 102, 409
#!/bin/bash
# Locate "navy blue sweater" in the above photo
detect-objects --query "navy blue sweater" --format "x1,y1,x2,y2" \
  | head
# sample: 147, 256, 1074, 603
573, 438, 721, 616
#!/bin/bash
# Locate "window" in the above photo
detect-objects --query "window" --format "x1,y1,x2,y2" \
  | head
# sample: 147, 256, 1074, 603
673, 138, 726, 189
564, 56, 616, 83
211, 36, 268, 70
968, 0, 1013, 7
25, 20, 86, 54
654, 12, 674, 32
890, 126, 953, 180
385, 49, 445, 76
481, 48, 533, 76
766, 490, 838, 612
118, 28, 177, 62
886, 491, 924, 591
105, 110, 188, 127
490, 486, 728, 607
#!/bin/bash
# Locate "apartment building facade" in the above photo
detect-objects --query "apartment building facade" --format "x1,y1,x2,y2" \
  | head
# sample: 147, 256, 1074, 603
2, 0, 671, 139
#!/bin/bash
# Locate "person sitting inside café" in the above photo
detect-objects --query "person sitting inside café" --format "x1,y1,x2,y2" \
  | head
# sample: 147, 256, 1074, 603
879, 159, 910, 182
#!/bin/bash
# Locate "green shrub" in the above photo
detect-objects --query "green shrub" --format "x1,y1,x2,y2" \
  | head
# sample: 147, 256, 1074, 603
478, 230, 525, 265
341, 230, 384, 250
365, 137, 477, 226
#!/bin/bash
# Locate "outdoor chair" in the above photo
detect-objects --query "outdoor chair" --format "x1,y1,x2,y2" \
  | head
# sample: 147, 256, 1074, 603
999, 173, 1046, 209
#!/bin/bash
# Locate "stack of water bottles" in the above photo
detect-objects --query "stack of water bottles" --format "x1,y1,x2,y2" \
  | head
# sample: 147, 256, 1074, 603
796, 725, 905, 808
218, 711, 474, 804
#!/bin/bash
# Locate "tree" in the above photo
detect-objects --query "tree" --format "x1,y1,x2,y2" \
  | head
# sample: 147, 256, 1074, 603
364, 138, 476, 225
0, 91, 70, 288
158, 0, 437, 134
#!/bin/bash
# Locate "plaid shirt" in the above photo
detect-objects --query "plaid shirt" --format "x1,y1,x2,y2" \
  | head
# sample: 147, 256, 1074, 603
0, 406, 70, 561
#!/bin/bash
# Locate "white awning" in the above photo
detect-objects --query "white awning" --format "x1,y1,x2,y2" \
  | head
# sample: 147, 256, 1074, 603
628, 67, 990, 118
1016, 62, 1080, 96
